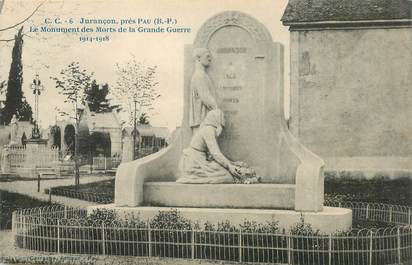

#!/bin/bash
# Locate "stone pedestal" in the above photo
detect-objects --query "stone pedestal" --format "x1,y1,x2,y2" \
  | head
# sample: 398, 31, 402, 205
143, 182, 295, 209
21, 139, 53, 178
25, 139, 48, 165
89, 204, 352, 234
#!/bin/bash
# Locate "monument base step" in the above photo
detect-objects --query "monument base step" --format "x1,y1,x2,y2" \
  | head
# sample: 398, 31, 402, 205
143, 182, 295, 209
88, 205, 352, 234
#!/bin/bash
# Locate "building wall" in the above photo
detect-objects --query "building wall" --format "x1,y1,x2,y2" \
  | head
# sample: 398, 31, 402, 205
91, 128, 122, 156
290, 27, 412, 168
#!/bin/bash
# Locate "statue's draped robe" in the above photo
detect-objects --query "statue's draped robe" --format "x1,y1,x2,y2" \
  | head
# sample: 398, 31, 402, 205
189, 69, 217, 128
177, 126, 233, 184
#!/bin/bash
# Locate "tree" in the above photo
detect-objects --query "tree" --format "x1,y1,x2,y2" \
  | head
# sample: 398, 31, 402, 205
85, 80, 119, 113
19, 97, 33, 122
2, 26, 32, 124
138, 113, 150, 125
0, 80, 5, 90
112, 57, 160, 126
51, 62, 93, 186
50, 125, 61, 149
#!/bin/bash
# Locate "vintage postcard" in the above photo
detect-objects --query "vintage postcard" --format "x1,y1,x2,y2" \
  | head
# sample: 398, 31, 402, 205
0, 0, 411, 264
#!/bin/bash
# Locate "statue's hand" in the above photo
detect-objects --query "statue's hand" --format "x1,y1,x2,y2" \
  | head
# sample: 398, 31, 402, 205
228, 164, 241, 179
233, 161, 248, 167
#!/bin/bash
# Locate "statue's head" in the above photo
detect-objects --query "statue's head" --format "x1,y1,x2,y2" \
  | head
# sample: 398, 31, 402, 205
193, 48, 212, 67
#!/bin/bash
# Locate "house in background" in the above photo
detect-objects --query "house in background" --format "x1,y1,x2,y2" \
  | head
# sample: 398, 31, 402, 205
51, 106, 122, 158
81, 106, 123, 157
282, 0, 412, 175
122, 125, 170, 162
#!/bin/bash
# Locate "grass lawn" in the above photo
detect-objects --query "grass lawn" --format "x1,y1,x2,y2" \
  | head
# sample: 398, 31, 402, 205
325, 173, 412, 206
47, 179, 115, 203
0, 190, 57, 230
51, 179, 115, 194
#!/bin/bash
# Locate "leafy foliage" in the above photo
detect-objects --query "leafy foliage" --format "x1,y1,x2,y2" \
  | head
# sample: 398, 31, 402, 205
289, 214, 320, 236
325, 172, 412, 206
51, 62, 93, 112
82, 208, 281, 234
85, 80, 119, 113
85, 209, 120, 226
63, 124, 75, 154
2, 26, 33, 124
150, 209, 192, 230
240, 219, 279, 233
19, 98, 33, 122
49, 125, 61, 149
112, 57, 159, 126
0, 190, 56, 230
138, 112, 150, 125
51, 62, 93, 185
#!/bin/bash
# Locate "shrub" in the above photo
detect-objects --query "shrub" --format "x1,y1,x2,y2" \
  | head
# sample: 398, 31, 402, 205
84, 208, 121, 226
239, 219, 279, 233
150, 208, 192, 230
289, 214, 320, 236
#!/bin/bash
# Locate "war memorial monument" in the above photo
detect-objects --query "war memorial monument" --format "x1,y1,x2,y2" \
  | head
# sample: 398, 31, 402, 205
92, 11, 352, 233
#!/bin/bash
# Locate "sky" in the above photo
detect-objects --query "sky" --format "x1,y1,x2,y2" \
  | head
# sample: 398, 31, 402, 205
0, 0, 290, 130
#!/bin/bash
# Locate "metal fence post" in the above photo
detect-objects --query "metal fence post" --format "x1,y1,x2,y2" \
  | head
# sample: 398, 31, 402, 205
22, 215, 26, 249
11, 211, 16, 237
239, 229, 242, 263
408, 209, 411, 225
397, 228, 401, 264
328, 234, 332, 265
366, 204, 369, 220
102, 223, 106, 255
287, 235, 291, 265
369, 232, 373, 265
191, 229, 195, 260
64, 206, 67, 219
389, 206, 393, 223
49, 188, 52, 203
37, 173, 40, 192
148, 222, 152, 257
57, 219, 60, 254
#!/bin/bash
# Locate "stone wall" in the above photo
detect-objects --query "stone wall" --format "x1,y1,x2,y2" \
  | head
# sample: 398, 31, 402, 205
289, 27, 412, 169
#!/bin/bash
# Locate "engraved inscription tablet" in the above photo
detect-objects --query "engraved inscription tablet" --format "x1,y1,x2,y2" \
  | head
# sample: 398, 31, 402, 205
206, 26, 266, 166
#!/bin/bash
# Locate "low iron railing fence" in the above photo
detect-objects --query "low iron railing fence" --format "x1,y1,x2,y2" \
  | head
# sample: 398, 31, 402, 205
47, 187, 113, 204
12, 202, 412, 265
92, 157, 121, 172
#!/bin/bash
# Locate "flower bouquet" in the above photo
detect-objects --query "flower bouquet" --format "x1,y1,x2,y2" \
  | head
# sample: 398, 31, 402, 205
232, 161, 261, 184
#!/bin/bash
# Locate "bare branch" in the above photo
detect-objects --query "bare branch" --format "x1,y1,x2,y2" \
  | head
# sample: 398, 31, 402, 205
0, 30, 37, 42
0, 1, 46, 32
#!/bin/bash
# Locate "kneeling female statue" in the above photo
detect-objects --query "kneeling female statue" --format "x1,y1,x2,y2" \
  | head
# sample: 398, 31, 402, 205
177, 109, 260, 184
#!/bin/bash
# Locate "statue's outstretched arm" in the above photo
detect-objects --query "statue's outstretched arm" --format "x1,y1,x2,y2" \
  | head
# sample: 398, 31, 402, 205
203, 127, 231, 168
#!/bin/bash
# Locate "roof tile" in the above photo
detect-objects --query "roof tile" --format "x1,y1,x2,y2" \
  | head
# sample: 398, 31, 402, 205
282, 0, 412, 23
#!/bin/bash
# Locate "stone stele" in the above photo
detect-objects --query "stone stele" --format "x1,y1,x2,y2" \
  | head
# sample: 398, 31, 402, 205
99, 11, 351, 233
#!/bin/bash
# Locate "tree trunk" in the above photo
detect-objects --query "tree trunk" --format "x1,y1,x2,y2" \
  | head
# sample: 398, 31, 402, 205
74, 122, 80, 186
